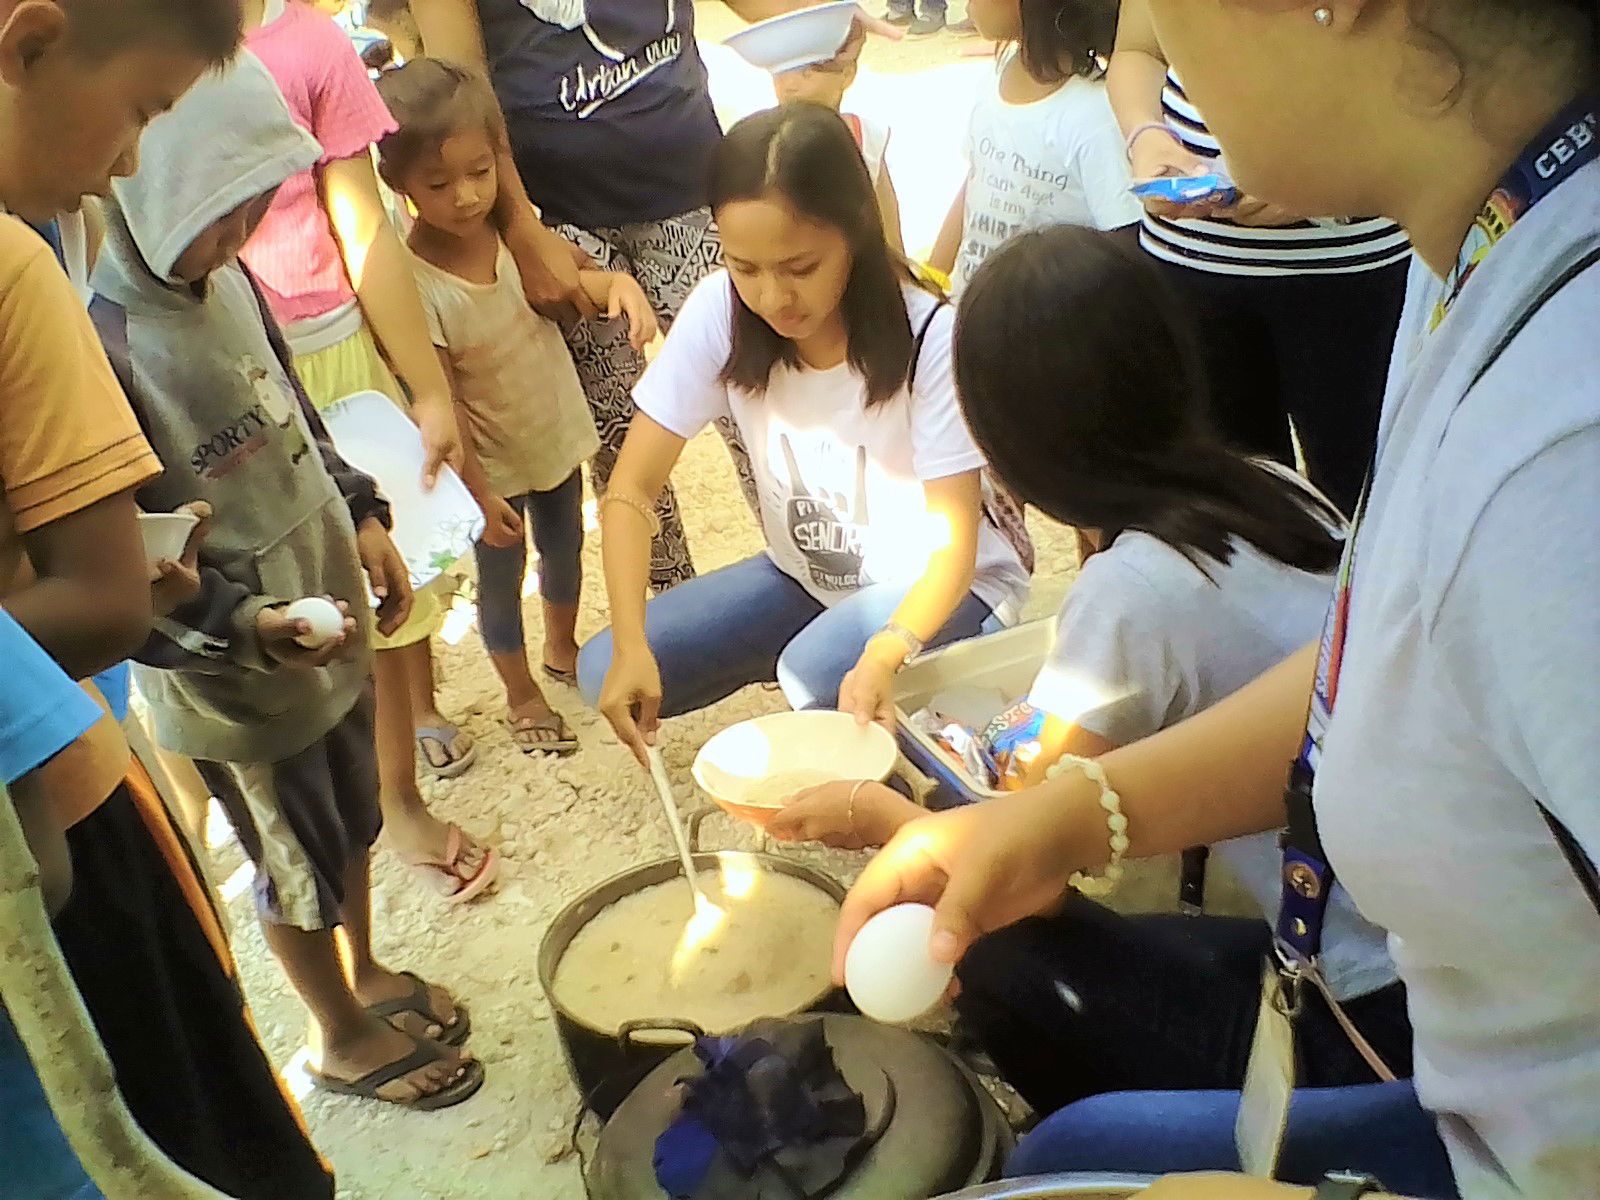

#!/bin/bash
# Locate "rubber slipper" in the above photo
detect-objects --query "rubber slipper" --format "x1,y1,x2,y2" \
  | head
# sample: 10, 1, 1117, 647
365, 970, 471, 1047
309, 1034, 485, 1111
541, 663, 578, 687
416, 724, 477, 779
507, 711, 580, 757
404, 824, 500, 905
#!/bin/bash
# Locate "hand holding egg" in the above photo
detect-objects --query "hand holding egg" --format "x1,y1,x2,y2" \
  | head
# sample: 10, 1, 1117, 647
258, 597, 355, 668
285, 596, 345, 648
843, 903, 953, 1024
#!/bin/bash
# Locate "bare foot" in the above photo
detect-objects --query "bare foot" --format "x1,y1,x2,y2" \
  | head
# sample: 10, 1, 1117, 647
415, 710, 474, 773
506, 696, 578, 753
354, 967, 460, 1042
382, 806, 490, 881
542, 637, 579, 680
315, 1016, 473, 1104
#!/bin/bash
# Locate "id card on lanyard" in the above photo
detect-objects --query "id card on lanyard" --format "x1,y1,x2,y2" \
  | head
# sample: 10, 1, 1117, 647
1235, 93, 1600, 1179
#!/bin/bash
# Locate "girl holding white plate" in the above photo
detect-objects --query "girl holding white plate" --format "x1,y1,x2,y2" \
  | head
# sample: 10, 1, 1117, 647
578, 103, 1033, 763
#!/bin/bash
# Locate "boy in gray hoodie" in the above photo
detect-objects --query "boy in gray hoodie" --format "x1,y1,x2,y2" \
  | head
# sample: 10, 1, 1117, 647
91, 51, 482, 1111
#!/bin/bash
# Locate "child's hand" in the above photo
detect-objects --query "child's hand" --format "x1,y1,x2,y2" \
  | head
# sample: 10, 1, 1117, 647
606, 275, 659, 352
150, 501, 212, 618
257, 599, 358, 668
412, 395, 466, 490
479, 496, 524, 550
356, 518, 415, 637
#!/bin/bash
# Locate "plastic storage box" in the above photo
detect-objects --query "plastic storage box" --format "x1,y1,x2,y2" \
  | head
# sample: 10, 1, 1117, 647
893, 621, 1053, 810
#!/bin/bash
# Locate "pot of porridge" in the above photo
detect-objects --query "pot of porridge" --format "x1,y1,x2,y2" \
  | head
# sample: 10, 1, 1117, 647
538, 850, 848, 1118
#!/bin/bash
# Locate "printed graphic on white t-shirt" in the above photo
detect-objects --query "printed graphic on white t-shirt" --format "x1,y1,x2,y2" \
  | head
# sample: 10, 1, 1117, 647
781, 438, 870, 593
952, 55, 1141, 291
633, 272, 1031, 622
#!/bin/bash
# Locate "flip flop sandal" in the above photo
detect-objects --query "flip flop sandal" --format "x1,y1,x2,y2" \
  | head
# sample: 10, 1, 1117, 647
404, 824, 500, 906
365, 970, 471, 1047
415, 724, 477, 779
507, 711, 580, 757
309, 1034, 485, 1111
541, 663, 578, 687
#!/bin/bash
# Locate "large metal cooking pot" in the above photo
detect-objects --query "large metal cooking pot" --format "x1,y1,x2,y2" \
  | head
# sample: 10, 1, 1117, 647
537, 850, 849, 1118
934, 1174, 1156, 1198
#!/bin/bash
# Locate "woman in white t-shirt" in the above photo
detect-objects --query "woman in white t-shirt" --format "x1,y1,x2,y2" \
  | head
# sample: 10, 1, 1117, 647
838, 3, 1600, 1198
774, 224, 1408, 1126
928, 0, 1141, 294
578, 104, 1032, 762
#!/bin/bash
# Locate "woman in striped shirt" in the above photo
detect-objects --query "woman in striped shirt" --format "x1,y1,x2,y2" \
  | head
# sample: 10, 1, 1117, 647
1106, 0, 1411, 515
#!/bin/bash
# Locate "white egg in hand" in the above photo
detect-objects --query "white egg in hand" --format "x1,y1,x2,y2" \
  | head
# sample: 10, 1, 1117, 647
285, 596, 343, 649
843, 903, 953, 1024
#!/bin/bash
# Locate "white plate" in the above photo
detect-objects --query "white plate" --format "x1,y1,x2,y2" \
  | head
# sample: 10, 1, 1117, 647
693, 710, 898, 809
318, 390, 484, 590
723, 1, 860, 75
137, 511, 200, 577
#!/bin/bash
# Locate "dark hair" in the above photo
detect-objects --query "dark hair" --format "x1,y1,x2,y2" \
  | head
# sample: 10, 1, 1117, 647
1017, 0, 1118, 84
373, 57, 504, 187
60, 0, 242, 65
710, 103, 931, 409
955, 226, 1343, 577
1402, 0, 1599, 99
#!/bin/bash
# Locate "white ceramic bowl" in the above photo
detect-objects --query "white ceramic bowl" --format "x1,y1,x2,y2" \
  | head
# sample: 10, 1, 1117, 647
138, 511, 200, 576
723, 1, 860, 74
693, 709, 898, 828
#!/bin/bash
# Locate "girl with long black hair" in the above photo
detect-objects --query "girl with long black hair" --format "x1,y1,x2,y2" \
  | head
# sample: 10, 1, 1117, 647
577, 103, 1032, 761
773, 227, 1407, 1166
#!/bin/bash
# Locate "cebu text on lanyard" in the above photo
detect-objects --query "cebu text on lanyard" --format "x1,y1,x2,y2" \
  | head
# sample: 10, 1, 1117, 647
1234, 94, 1600, 1180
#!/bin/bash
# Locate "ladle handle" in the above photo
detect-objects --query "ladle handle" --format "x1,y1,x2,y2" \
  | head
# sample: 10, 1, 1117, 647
617, 1017, 708, 1048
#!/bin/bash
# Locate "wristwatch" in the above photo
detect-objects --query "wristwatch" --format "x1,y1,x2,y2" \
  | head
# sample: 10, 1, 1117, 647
875, 621, 924, 667
1315, 1171, 1384, 1200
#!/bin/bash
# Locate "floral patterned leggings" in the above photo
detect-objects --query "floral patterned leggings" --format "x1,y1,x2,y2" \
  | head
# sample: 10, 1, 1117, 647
559, 208, 759, 592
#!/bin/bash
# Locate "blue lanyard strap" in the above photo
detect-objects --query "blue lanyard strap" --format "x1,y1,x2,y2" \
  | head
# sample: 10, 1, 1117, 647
1277, 93, 1599, 965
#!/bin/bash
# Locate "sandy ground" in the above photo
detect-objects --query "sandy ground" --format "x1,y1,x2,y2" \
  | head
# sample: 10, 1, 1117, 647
210, 10, 1251, 1197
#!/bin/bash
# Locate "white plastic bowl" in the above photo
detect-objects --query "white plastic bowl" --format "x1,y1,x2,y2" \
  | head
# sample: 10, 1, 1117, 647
723, 1, 860, 75
318, 390, 484, 590
693, 709, 898, 828
138, 511, 200, 576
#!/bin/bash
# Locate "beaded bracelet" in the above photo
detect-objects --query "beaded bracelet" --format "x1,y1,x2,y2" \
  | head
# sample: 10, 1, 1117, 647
599, 492, 662, 538
1045, 754, 1128, 897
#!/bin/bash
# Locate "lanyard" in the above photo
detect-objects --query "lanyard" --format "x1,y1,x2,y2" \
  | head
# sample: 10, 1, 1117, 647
1277, 93, 1600, 965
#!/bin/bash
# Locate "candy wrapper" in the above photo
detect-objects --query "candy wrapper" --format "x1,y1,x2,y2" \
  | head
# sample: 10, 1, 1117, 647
983, 702, 1048, 792
909, 710, 1000, 788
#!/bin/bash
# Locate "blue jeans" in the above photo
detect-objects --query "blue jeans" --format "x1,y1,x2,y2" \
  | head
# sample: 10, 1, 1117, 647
474, 472, 585, 655
1008, 1081, 1458, 1199
0, 1007, 104, 1200
577, 552, 994, 714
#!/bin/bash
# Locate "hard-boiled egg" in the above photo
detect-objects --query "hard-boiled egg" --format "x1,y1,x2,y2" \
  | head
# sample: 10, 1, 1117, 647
843, 903, 953, 1024
285, 596, 344, 649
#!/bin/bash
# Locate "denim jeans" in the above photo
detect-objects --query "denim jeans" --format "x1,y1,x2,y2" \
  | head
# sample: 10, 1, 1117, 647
1008, 1081, 1459, 1199
474, 472, 585, 655
577, 552, 994, 715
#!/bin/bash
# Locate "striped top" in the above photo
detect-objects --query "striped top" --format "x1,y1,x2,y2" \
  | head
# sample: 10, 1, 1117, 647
1142, 73, 1411, 276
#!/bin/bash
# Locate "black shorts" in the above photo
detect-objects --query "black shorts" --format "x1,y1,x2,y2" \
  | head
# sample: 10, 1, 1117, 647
53, 769, 334, 1200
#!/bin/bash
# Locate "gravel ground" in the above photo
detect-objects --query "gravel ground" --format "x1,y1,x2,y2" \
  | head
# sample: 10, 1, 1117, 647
213, 11, 1248, 1196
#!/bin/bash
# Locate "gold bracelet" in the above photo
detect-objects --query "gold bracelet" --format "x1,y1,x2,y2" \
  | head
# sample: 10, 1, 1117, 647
846, 779, 873, 840
600, 492, 662, 538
